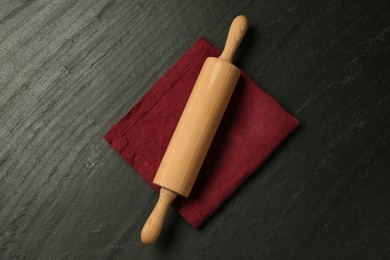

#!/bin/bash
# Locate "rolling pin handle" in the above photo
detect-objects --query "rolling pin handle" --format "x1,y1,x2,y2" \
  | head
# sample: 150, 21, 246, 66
219, 15, 249, 63
141, 188, 177, 244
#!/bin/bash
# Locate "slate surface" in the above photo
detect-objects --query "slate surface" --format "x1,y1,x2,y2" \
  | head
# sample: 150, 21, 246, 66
1, 0, 389, 259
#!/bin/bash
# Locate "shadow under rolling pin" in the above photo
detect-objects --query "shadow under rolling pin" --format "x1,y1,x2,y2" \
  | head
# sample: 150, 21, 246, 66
141, 15, 249, 244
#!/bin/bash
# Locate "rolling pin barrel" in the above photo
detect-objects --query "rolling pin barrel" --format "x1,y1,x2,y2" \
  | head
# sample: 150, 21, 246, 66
153, 57, 241, 197
141, 15, 249, 244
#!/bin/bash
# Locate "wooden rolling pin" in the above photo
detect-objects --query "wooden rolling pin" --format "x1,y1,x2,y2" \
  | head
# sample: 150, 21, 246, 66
141, 15, 249, 244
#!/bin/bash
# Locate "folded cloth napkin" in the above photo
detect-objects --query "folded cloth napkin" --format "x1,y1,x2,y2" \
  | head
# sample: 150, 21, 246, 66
104, 37, 299, 228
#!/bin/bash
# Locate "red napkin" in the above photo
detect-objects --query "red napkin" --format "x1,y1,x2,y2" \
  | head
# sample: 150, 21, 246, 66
104, 37, 299, 228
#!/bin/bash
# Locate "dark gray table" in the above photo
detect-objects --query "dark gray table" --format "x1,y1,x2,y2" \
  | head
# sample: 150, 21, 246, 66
1, 0, 389, 259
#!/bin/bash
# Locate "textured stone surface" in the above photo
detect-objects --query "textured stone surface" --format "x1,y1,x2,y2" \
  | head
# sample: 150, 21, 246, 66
1, 0, 390, 259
